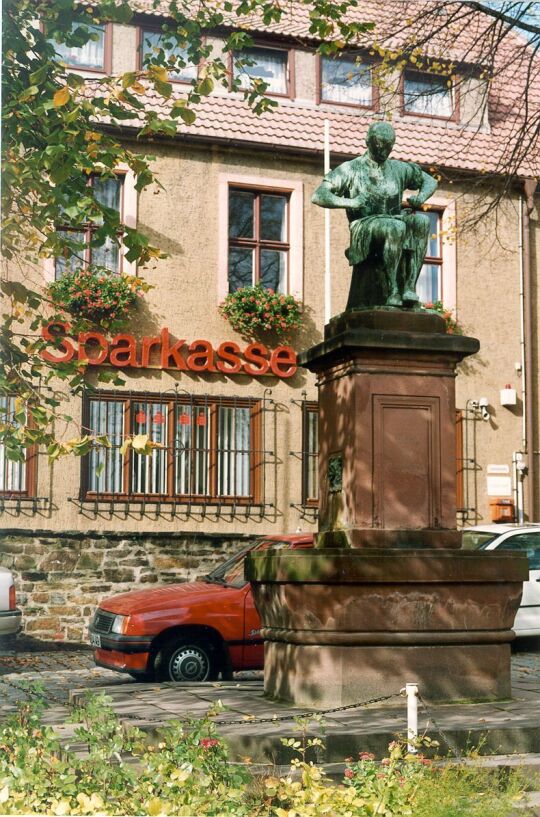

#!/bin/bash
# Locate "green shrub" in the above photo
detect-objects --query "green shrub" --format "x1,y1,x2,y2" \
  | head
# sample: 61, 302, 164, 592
0, 692, 531, 816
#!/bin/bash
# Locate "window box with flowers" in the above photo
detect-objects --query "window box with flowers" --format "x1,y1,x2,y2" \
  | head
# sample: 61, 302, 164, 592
48, 270, 149, 331
422, 300, 463, 335
220, 284, 302, 339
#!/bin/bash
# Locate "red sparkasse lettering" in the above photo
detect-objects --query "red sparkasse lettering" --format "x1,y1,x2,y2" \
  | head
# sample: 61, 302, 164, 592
41, 322, 75, 363
78, 331, 109, 365
187, 340, 216, 372
243, 343, 270, 376
270, 346, 297, 378
110, 334, 139, 367
141, 334, 161, 368
216, 341, 242, 374
160, 328, 187, 370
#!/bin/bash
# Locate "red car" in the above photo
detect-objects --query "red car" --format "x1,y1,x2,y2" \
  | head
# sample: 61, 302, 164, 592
89, 535, 313, 682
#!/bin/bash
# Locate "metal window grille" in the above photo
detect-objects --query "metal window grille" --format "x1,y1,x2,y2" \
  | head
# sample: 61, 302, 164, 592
82, 390, 265, 505
0, 395, 33, 496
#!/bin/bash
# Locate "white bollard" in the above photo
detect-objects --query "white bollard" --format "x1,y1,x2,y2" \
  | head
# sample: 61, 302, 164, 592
405, 683, 418, 753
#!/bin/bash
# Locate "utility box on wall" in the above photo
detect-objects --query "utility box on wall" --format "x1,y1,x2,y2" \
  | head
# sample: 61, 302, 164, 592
490, 498, 515, 523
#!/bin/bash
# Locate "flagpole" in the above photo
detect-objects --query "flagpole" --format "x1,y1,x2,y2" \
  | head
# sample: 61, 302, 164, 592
324, 119, 331, 325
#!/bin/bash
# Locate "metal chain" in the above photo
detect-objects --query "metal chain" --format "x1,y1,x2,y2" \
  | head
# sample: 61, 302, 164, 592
1, 672, 401, 727
417, 691, 463, 759
208, 691, 402, 726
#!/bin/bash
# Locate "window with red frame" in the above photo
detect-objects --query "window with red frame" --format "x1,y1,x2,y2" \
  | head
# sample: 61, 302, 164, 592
233, 47, 289, 96
55, 175, 124, 279
83, 393, 262, 503
416, 210, 443, 303
0, 396, 36, 497
140, 29, 198, 82
50, 22, 108, 71
403, 71, 454, 118
302, 402, 319, 506
320, 54, 373, 107
228, 187, 290, 293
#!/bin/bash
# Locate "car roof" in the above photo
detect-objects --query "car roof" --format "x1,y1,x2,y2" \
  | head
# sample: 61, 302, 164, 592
464, 524, 540, 534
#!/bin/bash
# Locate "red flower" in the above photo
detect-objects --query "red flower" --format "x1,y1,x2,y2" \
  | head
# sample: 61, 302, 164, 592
344, 768, 354, 779
359, 752, 375, 761
199, 738, 219, 750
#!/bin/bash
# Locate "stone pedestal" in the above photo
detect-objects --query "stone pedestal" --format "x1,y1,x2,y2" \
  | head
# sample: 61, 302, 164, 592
303, 309, 479, 549
246, 549, 526, 706
246, 310, 528, 705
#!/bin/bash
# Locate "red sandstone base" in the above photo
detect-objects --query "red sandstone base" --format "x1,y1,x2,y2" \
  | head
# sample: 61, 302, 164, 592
246, 549, 528, 706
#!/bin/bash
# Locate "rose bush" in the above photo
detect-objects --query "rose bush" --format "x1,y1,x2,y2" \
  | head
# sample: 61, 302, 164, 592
48, 271, 149, 331
220, 284, 302, 338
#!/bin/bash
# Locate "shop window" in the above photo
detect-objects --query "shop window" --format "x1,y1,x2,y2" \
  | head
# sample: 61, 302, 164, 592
83, 393, 262, 503
319, 55, 373, 107
51, 22, 110, 72
55, 175, 124, 279
228, 187, 290, 293
233, 46, 290, 96
416, 210, 443, 304
403, 71, 454, 119
139, 29, 198, 82
302, 402, 319, 506
0, 396, 36, 497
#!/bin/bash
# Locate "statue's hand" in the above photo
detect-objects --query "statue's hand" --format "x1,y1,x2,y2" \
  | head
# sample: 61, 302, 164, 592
347, 195, 366, 210
407, 195, 424, 210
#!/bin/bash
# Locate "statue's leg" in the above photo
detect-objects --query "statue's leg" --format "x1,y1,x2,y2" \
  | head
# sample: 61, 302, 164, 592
402, 213, 430, 303
378, 220, 406, 306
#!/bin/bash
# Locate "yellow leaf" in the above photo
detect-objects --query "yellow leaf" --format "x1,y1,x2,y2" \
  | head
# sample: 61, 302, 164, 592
150, 66, 168, 83
53, 86, 70, 107
120, 438, 132, 457
132, 433, 149, 452
147, 798, 165, 816
131, 81, 147, 94
0, 787, 9, 804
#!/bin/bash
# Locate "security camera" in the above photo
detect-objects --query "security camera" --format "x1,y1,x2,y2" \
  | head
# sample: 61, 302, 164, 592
478, 397, 490, 421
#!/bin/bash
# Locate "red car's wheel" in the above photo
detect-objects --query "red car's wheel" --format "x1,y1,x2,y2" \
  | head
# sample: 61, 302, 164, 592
156, 637, 219, 683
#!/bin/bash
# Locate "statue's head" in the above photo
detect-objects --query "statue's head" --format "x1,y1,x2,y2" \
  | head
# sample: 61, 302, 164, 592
366, 122, 395, 163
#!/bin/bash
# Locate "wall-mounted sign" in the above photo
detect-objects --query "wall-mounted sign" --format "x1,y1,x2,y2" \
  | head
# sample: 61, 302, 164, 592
40, 323, 297, 379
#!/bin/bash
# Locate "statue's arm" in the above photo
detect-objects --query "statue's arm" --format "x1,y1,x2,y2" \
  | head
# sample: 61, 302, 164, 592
408, 170, 438, 209
312, 180, 363, 210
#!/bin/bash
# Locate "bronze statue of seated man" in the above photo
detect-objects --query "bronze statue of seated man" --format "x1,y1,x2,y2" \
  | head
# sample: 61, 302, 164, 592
312, 121, 438, 310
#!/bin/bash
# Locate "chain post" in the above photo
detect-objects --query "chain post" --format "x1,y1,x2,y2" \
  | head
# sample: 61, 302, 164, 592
401, 683, 418, 753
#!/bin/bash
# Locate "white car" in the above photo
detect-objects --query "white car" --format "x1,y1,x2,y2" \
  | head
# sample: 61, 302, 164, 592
462, 524, 540, 636
0, 567, 22, 637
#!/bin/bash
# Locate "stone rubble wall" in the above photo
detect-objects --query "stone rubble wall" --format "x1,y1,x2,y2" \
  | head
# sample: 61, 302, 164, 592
0, 530, 254, 643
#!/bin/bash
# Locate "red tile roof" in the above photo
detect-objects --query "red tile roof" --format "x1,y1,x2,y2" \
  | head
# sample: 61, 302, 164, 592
105, 2, 540, 178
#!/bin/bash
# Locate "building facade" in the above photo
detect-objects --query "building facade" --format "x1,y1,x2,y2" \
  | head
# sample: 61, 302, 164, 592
1, 2, 539, 641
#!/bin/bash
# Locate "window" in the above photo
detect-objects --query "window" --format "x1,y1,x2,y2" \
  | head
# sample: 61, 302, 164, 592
228, 187, 289, 293
0, 396, 36, 497
140, 29, 198, 83
55, 175, 124, 279
51, 22, 109, 72
416, 210, 442, 304
83, 393, 262, 503
498, 534, 540, 570
302, 402, 319, 506
320, 55, 373, 107
233, 47, 289, 96
403, 71, 454, 118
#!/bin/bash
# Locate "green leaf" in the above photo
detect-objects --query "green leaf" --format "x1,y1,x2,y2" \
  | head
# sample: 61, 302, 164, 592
29, 65, 48, 85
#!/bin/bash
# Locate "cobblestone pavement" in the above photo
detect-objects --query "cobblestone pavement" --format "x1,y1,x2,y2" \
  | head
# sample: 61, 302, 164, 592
0, 639, 538, 724
0, 642, 263, 722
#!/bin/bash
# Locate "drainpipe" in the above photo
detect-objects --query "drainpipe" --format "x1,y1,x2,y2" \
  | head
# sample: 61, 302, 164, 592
522, 178, 537, 520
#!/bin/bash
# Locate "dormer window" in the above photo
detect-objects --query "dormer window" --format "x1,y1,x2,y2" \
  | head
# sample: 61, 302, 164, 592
233, 47, 290, 96
52, 22, 109, 72
320, 55, 373, 107
140, 29, 198, 83
403, 71, 454, 119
